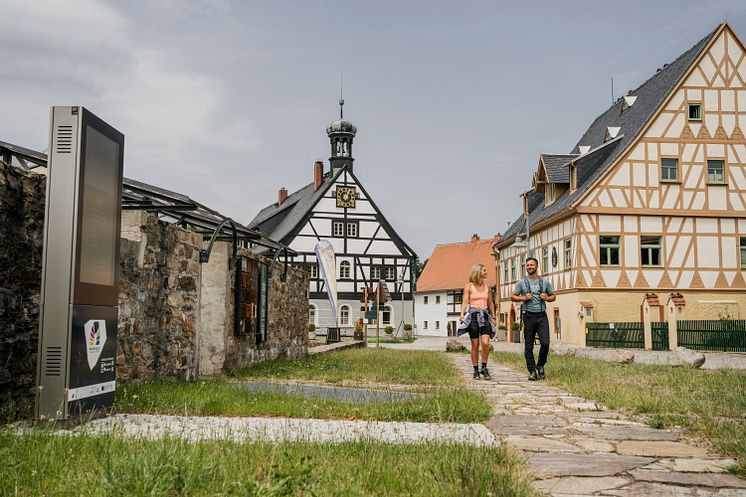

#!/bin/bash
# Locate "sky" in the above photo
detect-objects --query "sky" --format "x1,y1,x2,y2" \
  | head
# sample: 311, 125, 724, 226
2, 0, 746, 260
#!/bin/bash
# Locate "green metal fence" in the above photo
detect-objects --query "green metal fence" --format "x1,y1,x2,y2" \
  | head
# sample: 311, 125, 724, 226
586, 322, 645, 348
677, 320, 746, 352
651, 322, 669, 351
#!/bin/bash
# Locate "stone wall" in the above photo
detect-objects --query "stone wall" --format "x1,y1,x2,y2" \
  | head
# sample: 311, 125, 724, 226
0, 163, 45, 417
225, 248, 308, 369
200, 244, 308, 374
117, 211, 202, 382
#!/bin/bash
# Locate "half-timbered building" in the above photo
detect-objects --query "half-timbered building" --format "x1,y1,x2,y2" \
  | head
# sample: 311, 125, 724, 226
496, 22, 746, 346
248, 100, 417, 331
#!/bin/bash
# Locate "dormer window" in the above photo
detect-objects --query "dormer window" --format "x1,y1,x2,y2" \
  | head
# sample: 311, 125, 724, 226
570, 163, 578, 191
688, 103, 701, 121
621, 95, 637, 112
545, 182, 556, 205
605, 127, 621, 142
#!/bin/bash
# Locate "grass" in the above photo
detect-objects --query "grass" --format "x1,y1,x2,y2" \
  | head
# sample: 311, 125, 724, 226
0, 430, 538, 497
116, 350, 490, 423
116, 380, 491, 423
492, 351, 746, 477
233, 349, 458, 386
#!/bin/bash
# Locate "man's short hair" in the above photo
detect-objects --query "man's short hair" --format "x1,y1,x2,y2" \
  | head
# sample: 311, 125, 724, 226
526, 257, 539, 265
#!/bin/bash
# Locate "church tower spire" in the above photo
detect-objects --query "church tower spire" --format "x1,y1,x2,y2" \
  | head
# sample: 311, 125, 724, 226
326, 92, 357, 175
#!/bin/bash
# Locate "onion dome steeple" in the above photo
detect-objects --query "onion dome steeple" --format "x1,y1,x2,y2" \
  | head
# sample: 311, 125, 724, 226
327, 95, 356, 175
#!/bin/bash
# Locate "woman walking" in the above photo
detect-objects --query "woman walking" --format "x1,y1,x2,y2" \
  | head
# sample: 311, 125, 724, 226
458, 263, 496, 380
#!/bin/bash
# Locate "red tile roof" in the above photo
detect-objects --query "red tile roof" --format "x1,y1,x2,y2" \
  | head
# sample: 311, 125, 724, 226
416, 235, 499, 292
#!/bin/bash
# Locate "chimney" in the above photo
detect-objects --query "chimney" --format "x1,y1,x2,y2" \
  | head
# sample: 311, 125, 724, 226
313, 161, 324, 190
470, 233, 480, 243
278, 187, 288, 205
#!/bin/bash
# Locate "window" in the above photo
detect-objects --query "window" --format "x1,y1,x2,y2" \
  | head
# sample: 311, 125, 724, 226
510, 259, 516, 281
423, 295, 428, 304
599, 236, 620, 266
688, 103, 701, 121
546, 183, 556, 204
385, 266, 396, 281
564, 239, 572, 269
541, 247, 548, 273
707, 160, 725, 184
435, 295, 441, 304
309, 264, 318, 279
570, 164, 577, 191
521, 255, 526, 274
661, 158, 679, 182
340, 260, 350, 279
503, 262, 508, 282
333, 221, 344, 237
740, 237, 746, 269
340, 305, 350, 326
423, 320, 428, 330
640, 236, 662, 267
346, 222, 358, 237
308, 304, 316, 325
382, 305, 392, 326
435, 321, 440, 330
371, 265, 381, 281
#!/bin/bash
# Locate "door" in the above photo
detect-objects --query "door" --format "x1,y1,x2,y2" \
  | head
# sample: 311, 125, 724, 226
553, 308, 561, 340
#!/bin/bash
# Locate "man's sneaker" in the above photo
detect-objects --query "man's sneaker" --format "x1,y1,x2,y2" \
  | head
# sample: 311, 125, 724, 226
537, 367, 545, 380
480, 367, 491, 380
473, 370, 481, 380
528, 370, 538, 381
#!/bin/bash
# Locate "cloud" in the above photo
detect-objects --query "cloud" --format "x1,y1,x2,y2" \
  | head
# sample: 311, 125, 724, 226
0, 0, 258, 180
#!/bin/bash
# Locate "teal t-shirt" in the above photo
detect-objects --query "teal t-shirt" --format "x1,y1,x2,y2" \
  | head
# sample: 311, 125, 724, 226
514, 277, 554, 313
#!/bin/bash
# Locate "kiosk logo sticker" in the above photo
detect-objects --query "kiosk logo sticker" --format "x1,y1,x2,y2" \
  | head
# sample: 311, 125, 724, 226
83, 320, 107, 370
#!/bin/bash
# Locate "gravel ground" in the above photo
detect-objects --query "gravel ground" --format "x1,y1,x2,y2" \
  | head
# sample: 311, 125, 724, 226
69, 413, 498, 447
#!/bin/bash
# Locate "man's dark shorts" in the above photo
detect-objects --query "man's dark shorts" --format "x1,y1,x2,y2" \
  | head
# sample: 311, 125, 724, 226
467, 312, 492, 340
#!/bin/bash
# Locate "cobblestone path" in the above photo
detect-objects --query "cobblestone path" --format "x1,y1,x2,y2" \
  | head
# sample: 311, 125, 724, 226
451, 355, 746, 497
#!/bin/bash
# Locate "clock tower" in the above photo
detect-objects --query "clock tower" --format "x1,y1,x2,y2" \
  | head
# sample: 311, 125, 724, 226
326, 98, 357, 175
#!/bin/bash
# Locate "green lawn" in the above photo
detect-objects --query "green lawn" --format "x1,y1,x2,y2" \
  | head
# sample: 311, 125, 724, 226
117, 350, 490, 423
492, 351, 746, 477
232, 349, 458, 386
117, 380, 490, 423
0, 430, 538, 497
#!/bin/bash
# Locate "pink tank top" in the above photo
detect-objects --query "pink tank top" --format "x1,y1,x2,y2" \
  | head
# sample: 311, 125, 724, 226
469, 284, 488, 309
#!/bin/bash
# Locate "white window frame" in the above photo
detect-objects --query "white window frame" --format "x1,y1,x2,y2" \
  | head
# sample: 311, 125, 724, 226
309, 264, 318, 279
435, 321, 440, 330
333, 221, 344, 237
706, 159, 726, 185
423, 295, 428, 305
423, 320, 428, 330
640, 235, 662, 267
339, 260, 351, 279
740, 237, 746, 269
385, 266, 396, 281
660, 157, 679, 183
564, 238, 572, 270
382, 305, 393, 326
309, 304, 317, 326
435, 295, 441, 304
541, 246, 548, 274
599, 235, 621, 266
346, 222, 358, 238
339, 304, 350, 326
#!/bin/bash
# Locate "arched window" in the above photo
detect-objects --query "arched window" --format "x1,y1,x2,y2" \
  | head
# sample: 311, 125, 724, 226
382, 305, 393, 326
308, 304, 317, 326
340, 305, 350, 326
340, 260, 351, 279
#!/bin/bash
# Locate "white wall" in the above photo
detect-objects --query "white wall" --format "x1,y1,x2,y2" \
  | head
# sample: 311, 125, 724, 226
414, 291, 449, 336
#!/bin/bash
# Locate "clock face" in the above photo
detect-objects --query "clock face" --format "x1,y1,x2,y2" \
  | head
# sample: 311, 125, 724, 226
336, 186, 356, 208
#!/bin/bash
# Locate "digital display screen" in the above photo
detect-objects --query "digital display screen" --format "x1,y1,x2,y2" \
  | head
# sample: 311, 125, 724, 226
78, 125, 119, 286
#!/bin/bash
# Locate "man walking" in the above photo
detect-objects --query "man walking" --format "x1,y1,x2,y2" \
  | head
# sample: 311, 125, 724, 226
511, 257, 555, 381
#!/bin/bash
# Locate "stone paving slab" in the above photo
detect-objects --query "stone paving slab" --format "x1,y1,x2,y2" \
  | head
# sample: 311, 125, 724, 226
72, 413, 498, 447
450, 355, 746, 496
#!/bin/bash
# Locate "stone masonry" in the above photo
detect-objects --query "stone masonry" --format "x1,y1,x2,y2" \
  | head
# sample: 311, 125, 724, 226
453, 355, 746, 496
118, 211, 202, 382
0, 163, 45, 418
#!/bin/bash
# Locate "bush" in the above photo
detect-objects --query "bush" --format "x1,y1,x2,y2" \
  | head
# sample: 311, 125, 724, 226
354, 320, 363, 332
511, 322, 521, 331
404, 323, 413, 331
498, 324, 507, 331
384, 326, 395, 334
307, 324, 316, 333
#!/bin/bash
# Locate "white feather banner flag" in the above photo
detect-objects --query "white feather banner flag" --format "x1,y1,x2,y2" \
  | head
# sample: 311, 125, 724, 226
314, 240, 338, 327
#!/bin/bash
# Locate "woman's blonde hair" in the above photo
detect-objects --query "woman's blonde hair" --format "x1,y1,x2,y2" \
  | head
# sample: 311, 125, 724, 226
468, 264, 485, 285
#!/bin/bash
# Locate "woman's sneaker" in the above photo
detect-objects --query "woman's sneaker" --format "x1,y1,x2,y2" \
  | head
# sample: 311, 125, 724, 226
537, 367, 545, 380
473, 370, 480, 380
528, 370, 538, 381
480, 367, 491, 380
